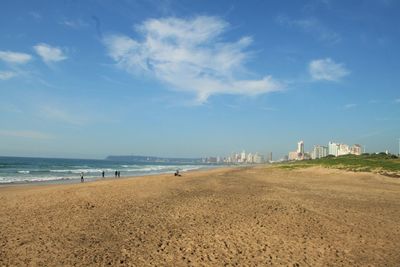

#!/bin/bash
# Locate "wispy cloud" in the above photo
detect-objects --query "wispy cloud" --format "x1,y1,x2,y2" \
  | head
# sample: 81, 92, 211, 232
33, 43, 67, 63
341, 103, 357, 110
103, 16, 284, 104
395, 98, 400, 103
60, 19, 89, 29
29, 11, 42, 20
309, 58, 349, 81
0, 130, 54, 139
0, 71, 16, 80
39, 106, 87, 125
0, 51, 32, 64
276, 15, 341, 44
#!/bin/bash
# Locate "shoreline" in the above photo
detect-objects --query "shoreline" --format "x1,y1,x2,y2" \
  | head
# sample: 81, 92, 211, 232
0, 165, 238, 189
0, 155, 236, 186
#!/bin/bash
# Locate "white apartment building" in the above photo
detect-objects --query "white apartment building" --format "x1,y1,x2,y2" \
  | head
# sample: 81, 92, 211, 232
297, 141, 304, 154
240, 151, 246, 162
311, 145, 328, 159
328, 141, 339, 156
329, 142, 362, 157
288, 151, 299, 160
338, 144, 350, 156
253, 153, 263, 163
350, 144, 362, 155
247, 153, 253, 163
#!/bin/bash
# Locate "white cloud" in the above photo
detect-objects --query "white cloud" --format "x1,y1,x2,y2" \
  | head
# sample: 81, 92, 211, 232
0, 51, 32, 64
29, 11, 42, 20
103, 16, 283, 103
342, 103, 357, 110
60, 19, 89, 29
0, 71, 16, 80
0, 130, 54, 139
33, 43, 67, 63
276, 16, 341, 44
309, 58, 349, 81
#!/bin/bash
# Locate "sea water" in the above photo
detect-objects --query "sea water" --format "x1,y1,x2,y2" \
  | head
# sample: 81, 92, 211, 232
0, 156, 211, 184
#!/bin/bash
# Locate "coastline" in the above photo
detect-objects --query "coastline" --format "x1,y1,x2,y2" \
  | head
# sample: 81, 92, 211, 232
1, 165, 399, 266
0, 164, 229, 188
0, 155, 227, 185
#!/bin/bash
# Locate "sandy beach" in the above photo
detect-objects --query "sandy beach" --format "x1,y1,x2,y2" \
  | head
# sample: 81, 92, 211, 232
1, 165, 400, 266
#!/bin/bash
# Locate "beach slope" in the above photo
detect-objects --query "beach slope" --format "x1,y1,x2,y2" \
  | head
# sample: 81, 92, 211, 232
1, 166, 400, 266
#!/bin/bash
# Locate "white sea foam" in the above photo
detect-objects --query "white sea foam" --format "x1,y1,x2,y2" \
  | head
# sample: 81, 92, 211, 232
49, 169, 71, 173
50, 168, 114, 174
17, 170, 30, 174
122, 165, 202, 173
71, 169, 106, 174
120, 165, 142, 168
0, 175, 75, 183
29, 176, 73, 182
181, 166, 202, 172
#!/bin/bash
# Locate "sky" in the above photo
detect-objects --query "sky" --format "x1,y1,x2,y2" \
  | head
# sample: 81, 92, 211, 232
0, 0, 399, 159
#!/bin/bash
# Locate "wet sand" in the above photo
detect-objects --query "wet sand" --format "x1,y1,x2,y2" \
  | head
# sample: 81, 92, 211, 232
1, 166, 400, 266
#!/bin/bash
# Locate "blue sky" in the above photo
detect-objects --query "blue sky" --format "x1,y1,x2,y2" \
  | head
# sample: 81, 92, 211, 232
0, 0, 399, 159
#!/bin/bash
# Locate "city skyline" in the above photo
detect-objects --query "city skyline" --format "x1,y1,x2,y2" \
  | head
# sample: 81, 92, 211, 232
1, 0, 400, 159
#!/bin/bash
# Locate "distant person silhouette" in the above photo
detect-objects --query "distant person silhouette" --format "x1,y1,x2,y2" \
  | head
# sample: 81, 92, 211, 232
102, 170, 105, 178
115, 170, 117, 178
81, 172, 84, 183
174, 170, 181, 176
118, 171, 120, 178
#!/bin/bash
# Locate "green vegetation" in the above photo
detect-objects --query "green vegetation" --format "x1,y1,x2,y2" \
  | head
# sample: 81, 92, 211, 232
278, 153, 400, 177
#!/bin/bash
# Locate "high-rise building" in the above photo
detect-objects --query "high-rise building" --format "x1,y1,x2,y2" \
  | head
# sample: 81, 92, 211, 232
311, 145, 328, 159
338, 144, 350, 156
350, 144, 362, 155
240, 151, 246, 162
253, 153, 263, 164
328, 142, 361, 157
297, 141, 304, 154
288, 140, 305, 160
247, 153, 253, 163
288, 151, 298, 161
328, 142, 339, 156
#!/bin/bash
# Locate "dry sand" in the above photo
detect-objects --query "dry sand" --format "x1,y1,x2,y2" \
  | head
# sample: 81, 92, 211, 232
1, 166, 400, 266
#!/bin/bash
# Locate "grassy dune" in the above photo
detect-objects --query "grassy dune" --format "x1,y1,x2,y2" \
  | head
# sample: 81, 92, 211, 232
278, 154, 400, 177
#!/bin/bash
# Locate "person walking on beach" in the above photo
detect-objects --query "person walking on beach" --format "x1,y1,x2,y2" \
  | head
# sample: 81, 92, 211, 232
115, 170, 118, 178
80, 172, 84, 183
102, 170, 105, 178
118, 171, 120, 178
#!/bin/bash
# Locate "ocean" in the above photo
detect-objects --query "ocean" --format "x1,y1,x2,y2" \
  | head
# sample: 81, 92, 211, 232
0, 156, 212, 184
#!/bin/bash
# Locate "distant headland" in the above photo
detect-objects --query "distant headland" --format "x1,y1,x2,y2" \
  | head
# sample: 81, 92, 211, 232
105, 155, 203, 164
